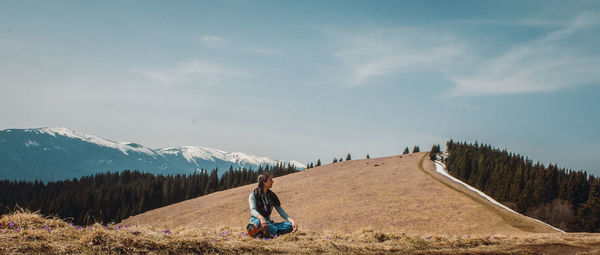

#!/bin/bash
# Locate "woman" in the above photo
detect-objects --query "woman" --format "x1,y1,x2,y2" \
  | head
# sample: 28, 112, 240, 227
247, 173, 298, 237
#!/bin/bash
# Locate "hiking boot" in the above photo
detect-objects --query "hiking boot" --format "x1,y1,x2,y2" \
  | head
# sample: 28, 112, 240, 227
246, 223, 261, 237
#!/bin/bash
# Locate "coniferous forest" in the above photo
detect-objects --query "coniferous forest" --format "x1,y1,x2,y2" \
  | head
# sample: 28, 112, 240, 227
0, 163, 299, 225
444, 140, 600, 232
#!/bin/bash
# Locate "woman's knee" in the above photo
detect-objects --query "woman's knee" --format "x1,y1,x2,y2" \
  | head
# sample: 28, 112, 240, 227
249, 217, 261, 226
265, 224, 278, 235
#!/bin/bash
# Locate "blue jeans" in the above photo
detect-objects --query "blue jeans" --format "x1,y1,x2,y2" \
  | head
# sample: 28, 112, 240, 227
249, 216, 293, 236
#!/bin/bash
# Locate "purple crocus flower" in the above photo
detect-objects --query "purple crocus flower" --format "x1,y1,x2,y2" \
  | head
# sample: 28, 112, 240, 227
162, 229, 171, 234
125, 225, 129, 229
47, 228, 52, 233
42, 225, 47, 229
116, 226, 121, 230
15, 227, 20, 232
9, 222, 15, 228
76, 226, 82, 230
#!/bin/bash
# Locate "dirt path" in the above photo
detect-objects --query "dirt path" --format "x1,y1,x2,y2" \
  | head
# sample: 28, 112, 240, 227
417, 154, 560, 233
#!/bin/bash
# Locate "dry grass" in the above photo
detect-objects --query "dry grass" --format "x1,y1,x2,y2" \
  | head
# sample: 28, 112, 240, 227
3, 210, 600, 254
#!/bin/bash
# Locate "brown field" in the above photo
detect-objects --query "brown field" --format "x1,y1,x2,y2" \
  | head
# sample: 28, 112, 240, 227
3, 152, 600, 254
122, 152, 557, 235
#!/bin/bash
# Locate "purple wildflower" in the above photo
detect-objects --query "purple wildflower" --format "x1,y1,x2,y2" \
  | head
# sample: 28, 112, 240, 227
42, 225, 47, 229
125, 225, 129, 229
211, 239, 216, 243
116, 226, 121, 230
69, 223, 74, 227
76, 226, 82, 230
9, 222, 15, 228
15, 227, 20, 232
242, 232, 247, 236
47, 228, 52, 233
162, 229, 171, 234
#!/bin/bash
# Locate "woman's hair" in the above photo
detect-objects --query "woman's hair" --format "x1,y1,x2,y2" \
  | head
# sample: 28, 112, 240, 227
257, 173, 272, 193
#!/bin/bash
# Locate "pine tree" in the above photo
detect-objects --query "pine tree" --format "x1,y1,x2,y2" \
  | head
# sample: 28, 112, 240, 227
366, 154, 370, 159
429, 144, 440, 161
316, 159, 321, 167
413, 146, 420, 153
403, 147, 409, 154
333, 158, 338, 163
346, 153, 352, 161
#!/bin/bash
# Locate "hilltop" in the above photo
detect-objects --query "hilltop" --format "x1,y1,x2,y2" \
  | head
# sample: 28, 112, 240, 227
121, 152, 558, 235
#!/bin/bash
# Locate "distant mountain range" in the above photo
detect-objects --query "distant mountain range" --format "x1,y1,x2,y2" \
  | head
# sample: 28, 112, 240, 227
0, 127, 305, 182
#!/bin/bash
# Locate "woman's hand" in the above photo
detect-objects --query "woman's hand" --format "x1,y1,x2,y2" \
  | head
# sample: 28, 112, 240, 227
289, 218, 298, 232
260, 218, 268, 228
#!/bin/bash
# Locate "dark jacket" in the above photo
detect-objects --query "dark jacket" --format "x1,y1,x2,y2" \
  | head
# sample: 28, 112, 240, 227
253, 187, 281, 218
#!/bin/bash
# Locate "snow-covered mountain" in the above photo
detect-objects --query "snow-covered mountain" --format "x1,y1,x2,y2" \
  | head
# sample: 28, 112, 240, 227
0, 127, 305, 182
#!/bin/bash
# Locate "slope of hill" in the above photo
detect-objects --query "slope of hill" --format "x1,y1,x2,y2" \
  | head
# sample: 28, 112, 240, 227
0, 127, 304, 182
121, 152, 559, 235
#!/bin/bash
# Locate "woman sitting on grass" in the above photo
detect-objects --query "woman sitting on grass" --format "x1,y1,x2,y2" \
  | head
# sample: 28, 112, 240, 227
247, 173, 297, 237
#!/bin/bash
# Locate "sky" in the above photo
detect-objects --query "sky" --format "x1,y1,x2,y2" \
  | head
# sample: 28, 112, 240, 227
1, 0, 599, 175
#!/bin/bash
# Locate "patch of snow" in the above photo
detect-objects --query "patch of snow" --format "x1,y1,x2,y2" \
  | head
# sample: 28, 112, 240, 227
27, 127, 156, 156
25, 140, 39, 147
433, 153, 565, 233
159, 146, 305, 169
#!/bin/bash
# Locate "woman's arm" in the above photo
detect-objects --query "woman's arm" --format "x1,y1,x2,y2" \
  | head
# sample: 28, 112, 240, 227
248, 193, 262, 218
274, 205, 290, 221
275, 206, 297, 232
249, 193, 268, 228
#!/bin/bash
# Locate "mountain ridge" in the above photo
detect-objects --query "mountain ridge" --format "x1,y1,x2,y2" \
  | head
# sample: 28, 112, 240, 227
0, 127, 304, 182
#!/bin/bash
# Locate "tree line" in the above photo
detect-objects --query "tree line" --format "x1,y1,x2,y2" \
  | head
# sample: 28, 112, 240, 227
0, 163, 299, 225
443, 140, 600, 232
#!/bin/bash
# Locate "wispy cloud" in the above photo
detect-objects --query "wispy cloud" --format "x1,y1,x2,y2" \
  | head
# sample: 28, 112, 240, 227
197, 34, 283, 56
200, 35, 228, 48
136, 60, 249, 86
447, 11, 600, 97
333, 28, 464, 87
332, 12, 600, 96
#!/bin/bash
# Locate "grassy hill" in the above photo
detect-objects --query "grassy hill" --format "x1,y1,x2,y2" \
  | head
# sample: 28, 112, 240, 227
120, 152, 558, 235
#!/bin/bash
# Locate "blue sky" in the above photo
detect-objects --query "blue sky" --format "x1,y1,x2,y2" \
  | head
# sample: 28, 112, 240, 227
1, 0, 599, 175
